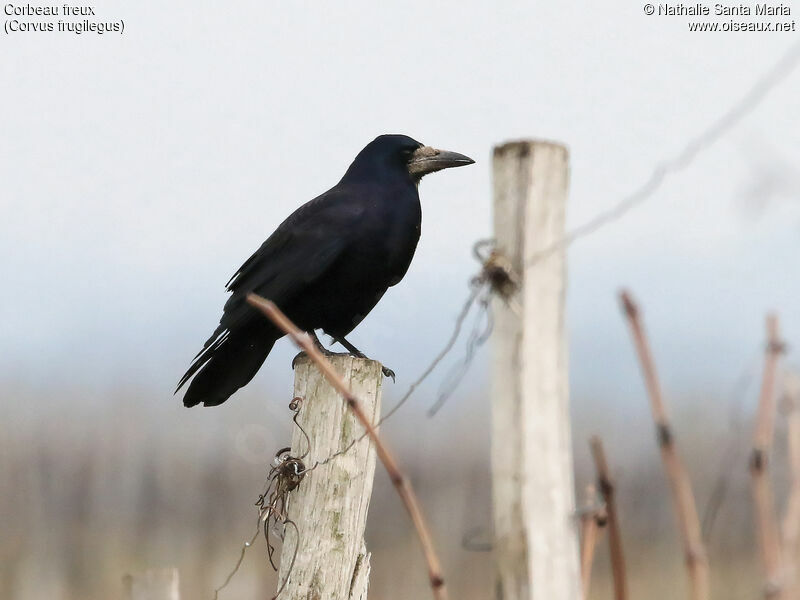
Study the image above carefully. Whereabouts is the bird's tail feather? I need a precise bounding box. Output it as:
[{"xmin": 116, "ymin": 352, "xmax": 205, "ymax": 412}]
[{"xmin": 178, "ymin": 330, "xmax": 276, "ymax": 407}]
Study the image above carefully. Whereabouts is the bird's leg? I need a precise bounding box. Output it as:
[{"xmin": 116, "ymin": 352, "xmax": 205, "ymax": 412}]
[
  {"xmin": 331, "ymin": 335, "xmax": 395, "ymax": 382},
  {"xmin": 292, "ymin": 330, "xmax": 350, "ymax": 369},
  {"xmin": 308, "ymin": 331, "xmax": 328, "ymax": 352}
]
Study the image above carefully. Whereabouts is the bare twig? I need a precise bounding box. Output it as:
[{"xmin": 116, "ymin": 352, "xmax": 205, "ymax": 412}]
[
  {"xmin": 619, "ymin": 290, "xmax": 709, "ymax": 600},
  {"xmin": 782, "ymin": 371, "xmax": 800, "ymax": 597},
  {"xmin": 753, "ymin": 316, "xmax": 784, "ymax": 454},
  {"xmin": 246, "ymin": 294, "xmax": 448, "ymax": 600},
  {"xmin": 750, "ymin": 314, "xmax": 786, "ymax": 599},
  {"xmin": 590, "ymin": 437, "xmax": 627, "ymax": 600},
  {"xmin": 579, "ymin": 483, "xmax": 606, "ymax": 599}
]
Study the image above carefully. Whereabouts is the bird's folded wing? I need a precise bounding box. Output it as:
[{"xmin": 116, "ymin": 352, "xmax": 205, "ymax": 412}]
[{"xmin": 201, "ymin": 191, "xmax": 365, "ymax": 350}]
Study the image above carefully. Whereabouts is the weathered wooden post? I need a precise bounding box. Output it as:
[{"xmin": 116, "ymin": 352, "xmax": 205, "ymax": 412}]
[
  {"xmin": 276, "ymin": 355, "xmax": 382, "ymax": 599},
  {"xmin": 491, "ymin": 140, "xmax": 581, "ymax": 600},
  {"xmin": 122, "ymin": 568, "xmax": 180, "ymax": 600}
]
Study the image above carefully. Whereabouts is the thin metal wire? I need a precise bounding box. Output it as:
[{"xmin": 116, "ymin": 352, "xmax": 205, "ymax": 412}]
[
  {"xmin": 212, "ymin": 520, "xmax": 263, "ymax": 600},
  {"xmin": 427, "ymin": 286, "xmax": 494, "ymax": 417},
  {"xmin": 525, "ymin": 41, "xmax": 800, "ymax": 267},
  {"xmin": 271, "ymin": 519, "xmax": 300, "ymax": 600},
  {"xmin": 298, "ymin": 277, "xmax": 488, "ymax": 473}
]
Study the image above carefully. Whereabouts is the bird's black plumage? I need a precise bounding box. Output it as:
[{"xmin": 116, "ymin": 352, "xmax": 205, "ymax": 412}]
[{"xmin": 178, "ymin": 134, "xmax": 473, "ymax": 407}]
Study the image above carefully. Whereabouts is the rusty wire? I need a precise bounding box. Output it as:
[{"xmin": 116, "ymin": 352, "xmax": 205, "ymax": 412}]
[{"xmin": 259, "ymin": 446, "xmax": 305, "ymax": 571}]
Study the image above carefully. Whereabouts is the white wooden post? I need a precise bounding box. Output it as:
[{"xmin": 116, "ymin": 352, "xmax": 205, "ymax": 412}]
[
  {"xmin": 491, "ymin": 140, "xmax": 581, "ymax": 600},
  {"xmin": 277, "ymin": 355, "xmax": 382, "ymax": 599},
  {"xmin": 123, "ymin": 568, "xmax": 180, "ymax": 600}
]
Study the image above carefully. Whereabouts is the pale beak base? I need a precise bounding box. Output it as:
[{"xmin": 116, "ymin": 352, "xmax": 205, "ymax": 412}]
[{"xmin": 408, "ymin": 146, "xmax": 475, "ymax": 177}]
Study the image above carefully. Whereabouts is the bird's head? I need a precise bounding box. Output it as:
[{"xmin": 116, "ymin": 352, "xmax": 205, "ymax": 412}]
[{"xmin": 343, "ymin": 134, "xmax": 474, "ymax": 183}]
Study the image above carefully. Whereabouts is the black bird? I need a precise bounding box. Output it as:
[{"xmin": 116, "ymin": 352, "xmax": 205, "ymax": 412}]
[{"xmin": 178, "ymin": 134, "xmax": 474, "ymax": 407}]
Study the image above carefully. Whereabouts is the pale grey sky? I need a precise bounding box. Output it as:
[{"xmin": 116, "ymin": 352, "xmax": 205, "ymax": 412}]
[{"xmin": 2, "ymin": 1, "xmax": 799, "ymax": 417}]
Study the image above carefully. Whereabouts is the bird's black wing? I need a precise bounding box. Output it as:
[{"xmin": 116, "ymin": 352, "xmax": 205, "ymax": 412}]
[
  {"xmin": 224, "ymin": 191, "xmax": 355, "ymax": 295},
  {"xmin": 222, "ymin": 189, "xmax": 366, "ymax": 319},
  {"xmin": 177, "ymin": 189, "xmax": 364, "ymax": 391}
]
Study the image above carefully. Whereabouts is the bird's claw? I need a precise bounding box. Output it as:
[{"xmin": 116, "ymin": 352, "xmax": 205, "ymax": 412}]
[
  {"xmin": 294, "ymin": 347, "xmax": 394, "ymax": 382},
  {"xmin": 382, "ymin": 366, "xmax": 396, "ymax": 382}
]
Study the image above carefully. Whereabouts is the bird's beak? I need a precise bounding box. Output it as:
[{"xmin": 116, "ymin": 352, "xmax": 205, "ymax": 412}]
[{"xmin": 408, "ymin": 146, "xmax": 475, "ymax": 177}]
